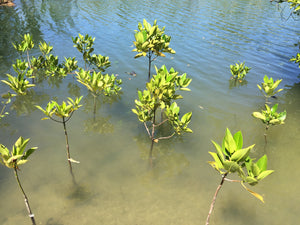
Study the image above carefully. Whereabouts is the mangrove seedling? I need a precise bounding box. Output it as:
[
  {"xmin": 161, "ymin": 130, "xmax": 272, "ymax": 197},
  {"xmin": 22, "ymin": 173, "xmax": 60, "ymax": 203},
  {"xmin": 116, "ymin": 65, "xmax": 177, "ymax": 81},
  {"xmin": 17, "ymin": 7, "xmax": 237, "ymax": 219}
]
[
  {"xmin": 36, "ymin": 96, "xmax": 83, "ymax": 184},
  {"xmin": 290, "ymin": 52, "xmax": 300, "ymax": 67},
  {"xmin": 76, "ymin": 68, "xmax": 122, "ymax": 117},
  {"xmin": 72, "ymin": 33, "xmax": 111, "ymax": 71},
  {"xmin": 206, "ymin": 128, "xmax": 274, "ymax": 225},
  {"xmin": 0, "ymin": 137, "xmax": 38, "ymax": 225},
  {"xmin": 13, "ymin": 33, "xmax": 34, "ymax": 68},
  {"xmin": 1, "ymin": 65, "xmax": 35, "ymax": 95},
  {"xmin": 132, "ymin": 19, "xmax": 175, "ymax": 81},
  {"xmin": 132, "ymin": 65, "xmax": 192, "ymax": 165},
  {"xmin": 230, "ymin": 61, "xmax": 251, "ymax": 82},
  {"xmin": 252, "ymin": 103, "xmax": 286, "ymax": 143},
  {"xmin": 257, "ymin": 75, "xmax": 283, "ymax": 103}
]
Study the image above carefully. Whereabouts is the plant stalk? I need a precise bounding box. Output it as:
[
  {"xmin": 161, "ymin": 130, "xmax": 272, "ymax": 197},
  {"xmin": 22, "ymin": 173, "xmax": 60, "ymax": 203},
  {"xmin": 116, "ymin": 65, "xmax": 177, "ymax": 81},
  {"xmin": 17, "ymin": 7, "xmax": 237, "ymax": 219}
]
[
  {"xmin": 206, "ymin": 173, "xmax": 228, "ymax": 225},
  {"xmin": 14, "ymin": 167, "xmax": 36, "ymax": 225},
  {"xmin": 62, "ymin": 116, "xmax": 77, "ymax": 185},
  {"xmin": 148, "ymin": 50, "xmax": 151, "ymax": 81},
  {"xmin": 149, "ymin": 111, "xmax": 156, "ymax": 167}
]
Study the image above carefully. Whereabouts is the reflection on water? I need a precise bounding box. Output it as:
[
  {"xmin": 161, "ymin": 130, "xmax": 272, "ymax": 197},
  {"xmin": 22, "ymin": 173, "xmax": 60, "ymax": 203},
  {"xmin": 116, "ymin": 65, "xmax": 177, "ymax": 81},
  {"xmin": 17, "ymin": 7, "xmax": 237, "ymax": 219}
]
[{"xmin": 1, "ymin": 0, "xmax": 300, "ymax": 224}]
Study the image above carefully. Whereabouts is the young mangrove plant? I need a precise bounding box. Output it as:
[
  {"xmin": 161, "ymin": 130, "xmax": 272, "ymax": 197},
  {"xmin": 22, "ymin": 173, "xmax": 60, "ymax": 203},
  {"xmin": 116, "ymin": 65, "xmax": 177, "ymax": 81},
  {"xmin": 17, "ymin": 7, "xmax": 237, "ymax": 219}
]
[
  {"xmin": 13, "ymin": 33, "xmax": 34, "ymax": 69},
  {"xmin": 257, "ymin": 75, "xmax": 283, "ymax": 103},
  {"xmin": 1, "ymin": 62, "xmax": 35, "ymax": 95},
  {"xmin": 0, "ymin": 137, "xmax": 38, "ymax": 225},
  {"xmin": 290, "ymin": 52, "xmax": 300, "ymax": 67},
  {"xmin": 132, "ymin": 65, "xmax": 192, "ymax": 166},
  {"xmin": 230, "ymin": 61, "xmax": 250, "ymax": 83},
  {"xmin": 76, "ymin": 68, "xmax": 122, "ymax": 117},
  {"xmin": 132, "ymin": 19, "xmax": 175, "ymax": 81},
  {"xmin": 36, "ymin": 96, "xmax": 83, "ymax": 184},
  {"xmin": 252, "ymin": 103, "xmax": 286, "ymax": 143},
  {"xmin": 206, "ymin": 128, "xmax": 274, "ymax": 225},
  {"xmin": 72, "ymin": 33, "xmax": 110, "ymax": 72}
]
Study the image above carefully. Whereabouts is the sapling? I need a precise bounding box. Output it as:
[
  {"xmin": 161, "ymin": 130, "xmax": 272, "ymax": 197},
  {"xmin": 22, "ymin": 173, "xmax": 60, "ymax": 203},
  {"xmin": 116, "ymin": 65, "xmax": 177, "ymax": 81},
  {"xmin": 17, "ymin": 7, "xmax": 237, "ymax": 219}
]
[
  {"xmin": 206, "ymin": 128, "xmax": 274, "ymax": 225},
  {"xmin": 1, "ymin": 59, "xmax": 35, "ymax": 95},
  {"xmin": 36, "ymin": 96, "xmax": 83, "ymax": 184},
  {"xmin": 132, "ymin": 65, "xmax": 192, "ymax": 166},
  {"xmin": 132, "ymin": 19, "xmax": 175, "ymax": 81},
  {"xmin": 229, "ymin": 61, "xmax": 250, "ymax": 86},
  {"xmin": 76, "ymin": 68, "xmax": 122, "ymax": 118},
  {"xmin": 0, "ymin": 137, "xmax": 38, "ymax": 225},
  {"xmin": 257, "ymin": 75, "xmax": 283, "ymax": 103},
  {"xmin": 72, "ymin": 33, "xmax": 110, "ymax": 72},
  {"xmin": 252, "ymin": 103, "xmax": 286, "ymax": 143}
]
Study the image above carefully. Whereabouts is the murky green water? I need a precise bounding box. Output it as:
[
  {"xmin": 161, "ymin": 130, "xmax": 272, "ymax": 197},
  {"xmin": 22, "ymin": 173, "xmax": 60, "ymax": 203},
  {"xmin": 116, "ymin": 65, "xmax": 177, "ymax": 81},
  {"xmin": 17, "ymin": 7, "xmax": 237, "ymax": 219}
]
[{"xmin": 1, "ymin": 0, "xmax": 300, "ymax": 224}]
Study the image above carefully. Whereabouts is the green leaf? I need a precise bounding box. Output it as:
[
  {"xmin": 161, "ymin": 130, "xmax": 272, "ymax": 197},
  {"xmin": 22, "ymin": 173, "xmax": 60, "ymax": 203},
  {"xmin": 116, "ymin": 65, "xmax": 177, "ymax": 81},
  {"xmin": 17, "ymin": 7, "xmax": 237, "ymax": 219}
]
[
  {"xmin": 211, "ymin": 140, "xmax": 224, "ymax": 163},
  {"xmin": 241, "ymin": 182, "xmax": 264, "ymax": 203},
  {"xmin": 223, "ymin": 161, "xmax": 240, "ymax": 173},
  {"xmin": 233, "ymin": 131, "xmax": 243, "ymax": 150},
  {"xmin": 223, "ymin": 128, "xmax": 237, "ymax": 154},
  {"xmin": 209, "ymin": 152, "xmax": 224, "ymax": 170},
  {"xmin": 230, "ymin": 145, "xmax": 253, "ymax": 163},
  {"xmin": 257, "ymin": 170, "xmax": 274, "ymax": 181},
  {"xmin": 256, "ymin": 154, "xmax": 268, "ymax": 172}
]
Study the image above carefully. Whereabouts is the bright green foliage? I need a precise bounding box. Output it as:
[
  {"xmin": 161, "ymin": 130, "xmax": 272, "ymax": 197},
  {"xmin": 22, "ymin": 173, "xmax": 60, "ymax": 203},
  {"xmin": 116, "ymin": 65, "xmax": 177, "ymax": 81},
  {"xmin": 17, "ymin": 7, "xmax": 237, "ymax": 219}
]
[
  {"xmin": 12, "ymin": 34, "xmax": 34, "ymax": 53},
  {"xmin": 0, "ymin": 92, "xmax": 16, "ymax": 120},
  {"xmin": 230, "ymin": 61, "xmax": 251, "ymax": 81},
  {"xmin": 208, "ymin": 128, "xmax": 274, "ymax": 202},
  {"xmin": 72, "ymin": 33, "xmax": 111, "ymax": 71},
  {"xmin": 287, "ymin": 0, "xmax": 300, "ymax": 12},
  {"xmin": 76, "ymin": 68, "xmax": 122, "ymax": 97},
  {"xmin": 36, "ymin": 96, "xmax": 83, "ymax": 120},
  {"xmin": 1, "ymin": 72, "xmax": 35, "ymax": 95},
  {"xmin": 132, "ymin": 65, "xmax": 192, "ymax": 137},
  {"xmin": 133, "ymin": 19, "xmax": 175, "ymax": 80},
  {"xmin": 257, "ymin": 75, "xmax": 283, "ymax": 100},
  {"xmin": 252, "ymin": 104, "xmax": 286, "ymax": 127},
  {"xmin": 133, "ymin": 19, "xmax": 175, "ymax": 59},
  {"xmin": 0, "ymin": 137, "xmax": 37, "ymax": 169}
]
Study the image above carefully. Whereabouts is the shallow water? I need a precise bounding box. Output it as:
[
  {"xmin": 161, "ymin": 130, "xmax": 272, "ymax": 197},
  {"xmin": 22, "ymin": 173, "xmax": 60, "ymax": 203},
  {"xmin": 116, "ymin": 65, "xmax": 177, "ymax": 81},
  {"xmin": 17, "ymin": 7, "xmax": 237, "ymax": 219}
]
[{"xmin": 0, "ymin": 0, "xmax": 300, "ymax": 224}]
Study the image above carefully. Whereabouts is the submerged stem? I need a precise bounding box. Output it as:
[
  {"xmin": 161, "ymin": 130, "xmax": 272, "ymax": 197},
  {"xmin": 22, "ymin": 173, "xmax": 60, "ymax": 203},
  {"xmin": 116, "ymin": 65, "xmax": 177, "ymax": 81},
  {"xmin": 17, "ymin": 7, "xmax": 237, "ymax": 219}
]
[
  {"xmin": 14, "ymin": 166, "xmax": 36, "ymax": 225},
  {"xmin": 206, "ymin": 173, "xmax": 228, "ymax": 225},
  {"xmin": 62, "ymin": 116, "xmax": 77, "ymax": 185}
]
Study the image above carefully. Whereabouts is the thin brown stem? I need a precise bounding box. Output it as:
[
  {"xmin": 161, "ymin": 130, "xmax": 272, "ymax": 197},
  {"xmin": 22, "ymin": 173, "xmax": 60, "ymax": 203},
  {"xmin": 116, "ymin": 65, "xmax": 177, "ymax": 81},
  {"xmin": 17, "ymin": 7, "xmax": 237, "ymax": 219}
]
[
  {"xmin": 206, "ymin": 173, "xmax": 228, "ymax": 225},
  {"xmin": 148, "ymin": 50, "xmax": 152, "ymax": 81},
  {"xmin": 14, "ymin": 166, "xmax": 36, "ymax": 225},
  {"xmin": 154, "ymin": 118, "xmax": 169, "ymax": 127},
  {"xmin": 62, "ymin": 116, "xmax": 77, "ymax": 185},
  {"xmin": 157, "ymin": 132, "xmax": 175, "ymax": 140}
]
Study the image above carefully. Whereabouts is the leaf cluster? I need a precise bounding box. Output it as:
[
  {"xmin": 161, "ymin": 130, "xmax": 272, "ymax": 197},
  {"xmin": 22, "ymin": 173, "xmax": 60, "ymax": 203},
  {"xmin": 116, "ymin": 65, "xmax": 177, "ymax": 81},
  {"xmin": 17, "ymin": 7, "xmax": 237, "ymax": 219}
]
[
  {"xmin": 290, "ymin": 52, "xmax": 300, "ymax": 67},
  {"xmin": 12, "ymin": 33, "xmax": 34, "ymax": 53},
  {"xmin": 230, "ymin": 61, "xmax": 251, "ymax": 81},
  {"xmin": 1, "ymin": 71, "xmax": 35, "ymax": 96},
  {"xmin": 76, "ymin": 68, "xmax": 122, "ymax": 97},
  {"xmin": 36, "ymin": 96, "xmax": 83, "ymax": 120},
  {"xmin": 252, "ymin": 104, "xmax": 286, "ymax": 126},
  {"xmin": 132, "ymin": 65, "xmax": 192, "ymax": 135},
  {"xmin": 208, "ymin": 128, "xmax": 274, "ymax": 202},
  {"xmin": 72, "ymin": 33, "xmax": 111, "ymax": 71},
  {"xmin": 0, "ymin": 137, "xmax": 37, "ymax": 169},
  {"xmin": 132, "ymin": 19, "xmax": 175, "ymax": 59},
  {"xmin": 257, "ymin": 75, "xmax": 283, "ymax": 98}
]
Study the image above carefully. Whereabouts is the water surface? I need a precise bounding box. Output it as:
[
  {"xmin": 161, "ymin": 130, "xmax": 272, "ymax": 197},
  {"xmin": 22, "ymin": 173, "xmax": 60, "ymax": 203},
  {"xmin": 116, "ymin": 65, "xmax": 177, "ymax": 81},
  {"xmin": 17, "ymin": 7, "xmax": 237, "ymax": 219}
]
[{"xmin": 0, "ymin": 0, "xmax": 300, "ymax": 224}]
